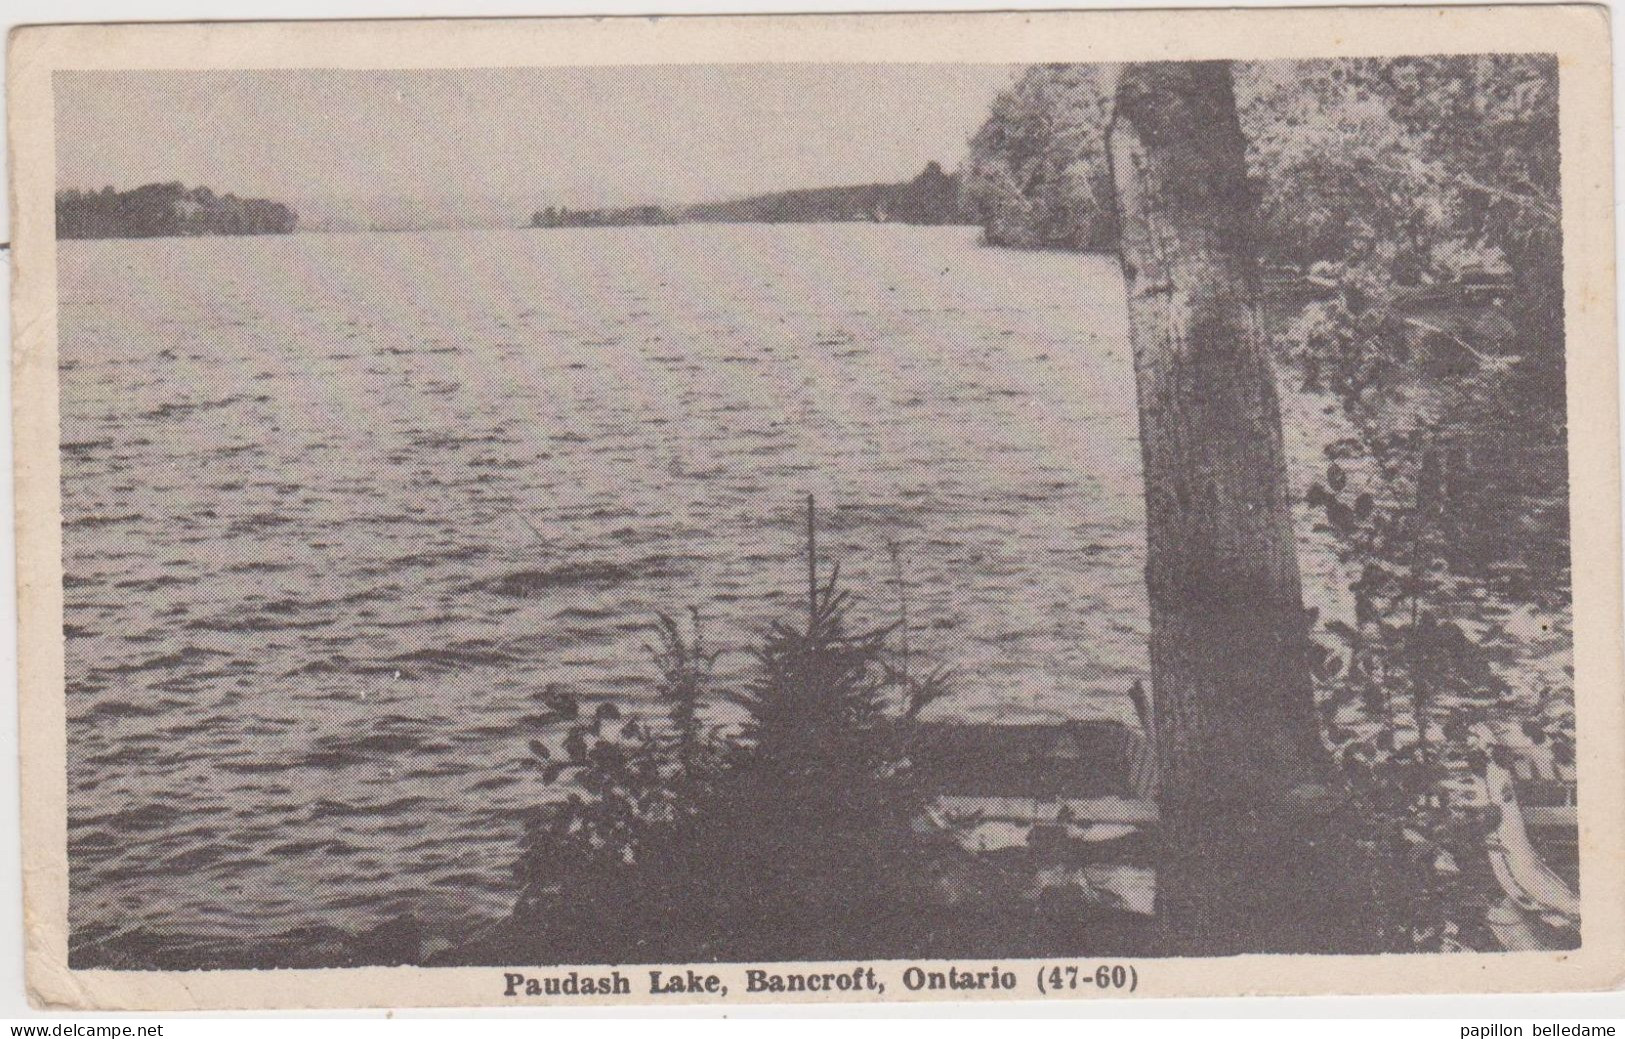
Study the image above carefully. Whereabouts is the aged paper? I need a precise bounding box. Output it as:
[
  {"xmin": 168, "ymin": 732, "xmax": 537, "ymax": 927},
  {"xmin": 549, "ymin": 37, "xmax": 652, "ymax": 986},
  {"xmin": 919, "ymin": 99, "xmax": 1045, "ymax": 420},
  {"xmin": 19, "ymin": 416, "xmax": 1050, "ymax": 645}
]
[{"xmin": 8, "ymin": 6, "xmax": 1621, "ymax": 1010}]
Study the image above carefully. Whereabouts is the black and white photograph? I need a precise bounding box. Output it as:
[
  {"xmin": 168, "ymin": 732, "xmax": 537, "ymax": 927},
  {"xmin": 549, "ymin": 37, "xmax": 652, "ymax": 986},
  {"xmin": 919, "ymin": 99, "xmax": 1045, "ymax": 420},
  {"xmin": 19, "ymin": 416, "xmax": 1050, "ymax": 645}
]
[{"xmin": 9, "ymin": 7, "xmax": 1621, "ymax": 1010}]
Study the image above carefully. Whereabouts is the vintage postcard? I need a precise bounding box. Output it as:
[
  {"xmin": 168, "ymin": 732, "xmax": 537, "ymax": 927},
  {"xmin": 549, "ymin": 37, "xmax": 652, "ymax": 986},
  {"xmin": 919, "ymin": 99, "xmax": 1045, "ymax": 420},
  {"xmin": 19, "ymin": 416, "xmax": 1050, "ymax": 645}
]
[{"xmin": 8, "ymin": 6, "xmax": 1621, "ymax": 1010}]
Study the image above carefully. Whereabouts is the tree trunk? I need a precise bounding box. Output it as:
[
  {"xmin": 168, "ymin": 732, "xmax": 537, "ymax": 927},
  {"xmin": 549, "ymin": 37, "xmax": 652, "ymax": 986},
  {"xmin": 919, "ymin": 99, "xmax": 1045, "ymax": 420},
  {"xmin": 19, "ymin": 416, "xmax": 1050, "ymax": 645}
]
[{"xmin": 1107, "ymin": 61, "xmax": 1366, "ymax": 954}]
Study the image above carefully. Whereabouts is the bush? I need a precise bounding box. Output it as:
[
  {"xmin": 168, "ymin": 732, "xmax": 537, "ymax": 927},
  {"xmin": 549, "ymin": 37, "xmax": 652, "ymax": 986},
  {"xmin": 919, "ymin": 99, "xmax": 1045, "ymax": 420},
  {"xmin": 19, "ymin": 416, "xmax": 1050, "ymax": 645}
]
[
  {"xmin": 481, "ymin": 502, "xmax": 1162, "ymax": 965},
  {"xmin": 507, "ymin": 507, "xmax": 958, "ymax": 962},
  {"xmin": 1297, "ymin": 274, "xmax": 1574, "ymax": 951}
]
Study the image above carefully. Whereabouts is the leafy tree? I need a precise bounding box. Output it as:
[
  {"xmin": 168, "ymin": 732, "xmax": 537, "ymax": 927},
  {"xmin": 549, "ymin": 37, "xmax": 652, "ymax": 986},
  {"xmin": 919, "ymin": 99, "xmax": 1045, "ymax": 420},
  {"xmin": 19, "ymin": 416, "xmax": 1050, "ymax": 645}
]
[{"xmin": 961, "ymin": 64, "xmax": 1120, "ymax": 250}]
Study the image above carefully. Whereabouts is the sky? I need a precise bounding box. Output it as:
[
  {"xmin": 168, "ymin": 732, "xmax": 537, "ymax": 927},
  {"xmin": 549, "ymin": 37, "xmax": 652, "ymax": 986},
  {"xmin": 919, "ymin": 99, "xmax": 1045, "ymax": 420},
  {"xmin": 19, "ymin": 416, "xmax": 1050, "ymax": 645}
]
[{"xmin": 55, "ymin": 64, "xmax": 1016, "ymax": 226}]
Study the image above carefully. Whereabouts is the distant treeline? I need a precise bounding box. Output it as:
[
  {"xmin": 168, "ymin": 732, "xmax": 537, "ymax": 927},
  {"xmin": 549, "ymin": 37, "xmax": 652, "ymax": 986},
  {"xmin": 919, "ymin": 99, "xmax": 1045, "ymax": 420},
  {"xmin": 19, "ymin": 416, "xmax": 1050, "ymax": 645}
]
[
  {"xmin": 530, "ymin": 162, "xmax": 964, "ymax": 230},
  {"xmin": 57, "ymin": 183, "xmax": 297, "ymax": 239},
  {"xmin": 529, "ymin": 204, "xmax": 676, "ymax": 229}
]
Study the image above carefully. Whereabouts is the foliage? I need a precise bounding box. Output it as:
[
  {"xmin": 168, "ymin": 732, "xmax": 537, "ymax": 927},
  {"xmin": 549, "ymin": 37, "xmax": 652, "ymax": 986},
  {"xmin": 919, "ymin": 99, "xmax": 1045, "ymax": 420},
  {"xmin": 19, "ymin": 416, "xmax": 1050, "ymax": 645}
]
[
  {"xmin": 1306, "ymin": 415, "xmax": 1576, "ymax": 950},
  {"xmin": 958, "ymin": 53, "xmax": 1573, "ymax": 949},
  {"xmin": 959, "ymin": 64, "xmax": 1120, "ymax": 251},
  {"xmin": 57, "ymin": 182, "xmax": 297, "ymax": 239},
  {"xmin": 1375, "ymin": 56, "xmax": 1560, "ymax": 283},
  {"xmin": 1306, "ymin": 430, "xmax": 1492, "ymax": 949},
  {"xmin": 1284, "ymin": 55, "xmax": 1573, "ymax": 938},
  {"xmin": 1280, "ymin": 61, "xmax": 1571, "ymax": 952},
  {"xmin": 963, "ymin": 56, "xmax": 1558, "ymax": 298},
  {"xmin": 1267, "ymin": 52, "xmax": 1568, "ymax": 581},
  {"xmin": 1241, "ymin": 61, "xmax": 1451, "ymax": 277},
  {"xmin": 508, "ymin": 525, "xmax": 966, "ymax": 962}
]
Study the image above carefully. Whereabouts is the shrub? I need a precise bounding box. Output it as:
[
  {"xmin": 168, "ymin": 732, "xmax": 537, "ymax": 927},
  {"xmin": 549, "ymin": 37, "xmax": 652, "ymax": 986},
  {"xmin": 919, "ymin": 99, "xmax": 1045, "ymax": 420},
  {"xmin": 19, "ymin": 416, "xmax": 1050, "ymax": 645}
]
[
  {"xmin": 1297, "ymin": 271, "xmax": 1575, "ymax": 951},
  {"xmin": 509, "ymin": 504, "xmax": 957, "ymax": 961}
]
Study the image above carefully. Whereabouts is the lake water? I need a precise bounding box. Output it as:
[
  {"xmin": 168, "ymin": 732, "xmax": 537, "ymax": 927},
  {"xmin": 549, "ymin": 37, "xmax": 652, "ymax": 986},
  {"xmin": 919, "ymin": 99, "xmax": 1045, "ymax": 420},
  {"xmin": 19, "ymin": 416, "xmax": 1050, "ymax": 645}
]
[{"xmin": 58, "ymin": 223, "xmax": 1354, "ymax": 951}]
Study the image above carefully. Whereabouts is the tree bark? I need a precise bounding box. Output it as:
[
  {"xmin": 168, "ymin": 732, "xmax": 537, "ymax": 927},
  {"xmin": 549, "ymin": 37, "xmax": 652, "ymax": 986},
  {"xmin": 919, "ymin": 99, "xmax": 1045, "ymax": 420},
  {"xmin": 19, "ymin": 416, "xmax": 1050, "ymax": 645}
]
[{"xmin": 1107, "ymin": 61, "xmax": 1365, "ymax": 954}]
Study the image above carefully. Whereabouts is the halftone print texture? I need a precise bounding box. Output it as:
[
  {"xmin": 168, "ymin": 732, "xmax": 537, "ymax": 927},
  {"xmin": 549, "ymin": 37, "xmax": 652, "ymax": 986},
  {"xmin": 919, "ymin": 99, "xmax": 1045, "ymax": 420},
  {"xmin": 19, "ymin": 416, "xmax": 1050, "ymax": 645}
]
[{"xmin": 54, "ymin": 56, "xmax": 1574, "ymax": 970}]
